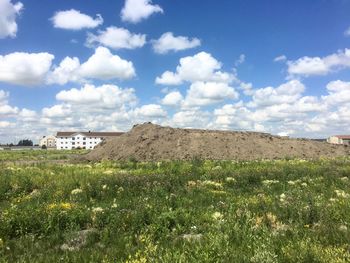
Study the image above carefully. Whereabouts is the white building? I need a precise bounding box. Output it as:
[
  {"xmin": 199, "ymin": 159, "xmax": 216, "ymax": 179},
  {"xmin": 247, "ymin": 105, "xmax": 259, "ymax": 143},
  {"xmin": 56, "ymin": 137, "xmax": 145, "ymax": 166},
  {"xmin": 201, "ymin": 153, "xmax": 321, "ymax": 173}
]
[
  {"xmin": 327, "ymin": 135, "xmax": 350, "ymax": 145},
  {"xmin": 56, "ymin": 131, "xmax": 123, "ymax": 150},
  {"xmin": 39, "ymin": 135, "xmax": 57, "ymax": 149}
]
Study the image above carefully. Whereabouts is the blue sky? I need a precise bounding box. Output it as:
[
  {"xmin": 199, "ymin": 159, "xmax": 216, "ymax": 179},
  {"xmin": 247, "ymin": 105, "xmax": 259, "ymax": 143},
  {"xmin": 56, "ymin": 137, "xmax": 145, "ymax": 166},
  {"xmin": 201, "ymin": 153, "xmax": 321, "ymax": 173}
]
[{"xmin": 0, "ymin": 0, "xmax": 350, "ymax": 143}]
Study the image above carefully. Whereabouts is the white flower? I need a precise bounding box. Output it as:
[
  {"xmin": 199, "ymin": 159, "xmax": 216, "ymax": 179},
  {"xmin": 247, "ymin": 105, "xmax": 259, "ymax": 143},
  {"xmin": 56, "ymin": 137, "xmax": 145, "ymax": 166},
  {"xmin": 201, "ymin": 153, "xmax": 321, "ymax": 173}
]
[
  {"xmin": 288, "ymin": 181, "xmax": 296, "ymax": 185},
  {"xmin": 339, "ymin": 225, "xmax": 348, "ymax": 232},
  {"xmin": 262, "ymin": 180, "xmax": 279, "ymax": 186},
  {"xmin": 92, "ymin": 207, "xmax": 104, "ymax": 213},
  {"xmin": 279, "ymin": 193, "xmax": 286, "ymax": 202},
  {"xmin": 102, "ymin": 184, "xmax": 108, "ymax": 190},
  {"xmin": 301, "ymin": 182, "xmax": 308, "ymax": 187},
  {"xmin": 71, "ymin": 188, "xmax": 83, "ymax": 195},
  {"xmin": 335, "ymin": 190, "xmax": 349, "ymax": 198},
  {"xmin": 212, "ymin": 212, "xmax": 223, "ymax": 220},
  {"xmin": 225, "ymin": 177, "xmax": 236, "ymax": 183}
]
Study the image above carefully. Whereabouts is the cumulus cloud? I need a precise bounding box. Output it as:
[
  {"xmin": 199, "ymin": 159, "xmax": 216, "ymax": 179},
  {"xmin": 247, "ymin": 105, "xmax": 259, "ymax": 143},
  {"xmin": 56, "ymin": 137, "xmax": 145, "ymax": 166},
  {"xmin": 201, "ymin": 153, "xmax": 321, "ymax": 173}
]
[
  {"xmin": 323, "ymin": 80, "xmax": 350, "ymax": 106},
  {"xmin": 47, "ymin": 47, "xmax": 135, "ymax": 85},
  {"xmin": 287, "ymin": 48, "xmax": 350, "ymax": 77},
  {"xmin": 184, "ymin": 81, "xmax": 239, "ymax": 107},
  {"xmin": 0, "ymin": 0, "xmax": 23, "ymax": 38},
  {"xmin": 248, "ymin": 80, "xmax": 305, "ymax": 107},
  {"xmin": 121, "ymin": 0, "xmax": 163, "ymax": 23},
  {"xmin": 0, "ymin": 51, "xmax": 54, "ymax": 86},
  {"xmin": 51, "ymin": 9, "xmax": 103, "ymax": 30},
  {"xmin": 0, "ymin": 89, "xmax": 18, "ymax": 116},
  {"xmin": 274, "ymin": 55, "xmax": 287, "ymax": 62},
  {"xmin": 86, "ymin": 26, "xmax": 146, "ymax": 50},
  {"xmin": 133, "ymin": 104, "xmax": 167, "ymax": 118},
  {"xmin": 152, "ymin": 32, "xmax": 201, "ymax": 54},
  {"xmin": 161, "ymin": 91, "xmax": 184, "ymax": 106},
  {"xmin": 42, "ymin": 104, "xmax": 72, "ymax": 118},
  {"xmin": 56, "ymin": 84, "xmax": 137, "ymax": 109},
  {"xmin": 156, "ymin": 52, "xmax": 235, "ymax": 85},
  {"xmin": 79, "ymin": 47, "xmax": 135, "ymax": 80}
]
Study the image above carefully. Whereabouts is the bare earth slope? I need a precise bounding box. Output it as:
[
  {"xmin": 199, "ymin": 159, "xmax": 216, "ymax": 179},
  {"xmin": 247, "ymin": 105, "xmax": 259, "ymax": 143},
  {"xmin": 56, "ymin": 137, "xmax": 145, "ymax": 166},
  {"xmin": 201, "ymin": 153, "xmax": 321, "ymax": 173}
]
[{"xmin": 85, "ymin": 123, "xmax": 350, "ymax": 161}]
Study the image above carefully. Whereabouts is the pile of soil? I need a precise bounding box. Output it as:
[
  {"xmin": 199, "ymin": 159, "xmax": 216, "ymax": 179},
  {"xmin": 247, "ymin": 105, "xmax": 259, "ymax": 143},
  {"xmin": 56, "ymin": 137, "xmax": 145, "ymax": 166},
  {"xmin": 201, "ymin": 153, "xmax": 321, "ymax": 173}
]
[{"xmin": 85, "ymin": 123, "xmax": 350, "ymax": 161}]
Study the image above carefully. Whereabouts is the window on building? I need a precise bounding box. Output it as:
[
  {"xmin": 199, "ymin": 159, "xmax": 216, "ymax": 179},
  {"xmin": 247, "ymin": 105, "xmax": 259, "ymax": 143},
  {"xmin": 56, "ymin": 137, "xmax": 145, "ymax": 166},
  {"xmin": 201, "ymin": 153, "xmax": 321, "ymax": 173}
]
[
  {"xmin": 83, "ymin": 137, "xmax": 86, "ymax": 140},
  {"xmin": 72, "ymin": 137, "xmax": 75, "ymax": 140},
  {"xmin": 83, "ymin": 142, "xmax": 86, "ymax": 145},
  {"xmin": 72, "ymin": 142, "xmax": 75, "ymax": 145}
]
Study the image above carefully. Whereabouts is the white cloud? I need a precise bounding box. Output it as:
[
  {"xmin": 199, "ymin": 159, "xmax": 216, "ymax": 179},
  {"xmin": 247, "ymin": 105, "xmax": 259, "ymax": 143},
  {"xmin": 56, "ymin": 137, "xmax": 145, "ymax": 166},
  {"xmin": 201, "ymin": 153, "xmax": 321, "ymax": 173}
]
[
  {"xmin": 287, "ymin": 48, "xmax": 350, "ymax": 77},
  {"xmin": 152, "ymin": 32, "xmax": 201, "ymax": 54},
  {"xmin": 0, "ymin": 51, "xmax": 54, "ymax": 86},
  {"xmin": 248, "ymin": 80, "xmax": 305, "ymax": 107},
  {"xmin": 235, "ymin": 54, "xmax": 245, "ymax": 66},
  {"xmin": 47, "ymin": 57, "xmax": 81, "ymax": 85},
  {"xmin": 86, "ymin": 26, "xmax": 146, "ymax": 50},
  {"xmin": 0, "ymin": 0, "xmax": 23, "ymax": 38},
  {"xmin": 121, "ymin": 0, "xmax": 163, "ymax": 23},
  {"xmin": 161, "ymin": 91, "xmax": 184, "ymax": 106},
  {"xmin": 56, "ymin": 84, "xmax": 137, "ymax": 109},
  {"xmin": 156, "ymin": 52, "xmax": 235, "ymax": 85},
  {"xmin": 155, "ymin": 71, "xmax": 183, "ymax": 85},
  {"xmin": 168, "ymin": 109, "xmax": 211, "ymax": 128},
  {"xmin": 79, "ymin": 47, "xmax": 135, "ymax": 80},
  {"xmin": 48, "ymin": 47, "xmax": 135, "ymax": 85},
  {"xmin": 133, "ymin": 104, "xmax": 167, "ymax": 118},
  {"xmin": 42, "ymin": 104, "xmax": 72, "ymax": 118},
  {"xmin": 323, "ymin": 80, "xmax": 350, "ymax": 105},
  {"xmin": 184, "ymin": 81, "xmax": 239, "ymax": 107},
  {"xmin": 274, "ymin": 55, "xmax": 287, "ymax": 62},
  {"xmin": 0, "ymin": 121, "xmax": 14, "ymax": 128},
  {"xmin": 51, "ymin": 9, "xmax": 103, "ymax": 30}
]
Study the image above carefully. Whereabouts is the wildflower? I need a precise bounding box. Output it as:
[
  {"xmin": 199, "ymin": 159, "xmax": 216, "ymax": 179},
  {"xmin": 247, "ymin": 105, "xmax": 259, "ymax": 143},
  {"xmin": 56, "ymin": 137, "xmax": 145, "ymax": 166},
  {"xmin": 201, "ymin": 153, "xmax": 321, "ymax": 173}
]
[
  {"xmin": 202, "ymin": 180, "xmax": 223, "ymax": 189},
  {"xmin": 341, "ymin": 177, "xmax": 349, "ymax": 181},
  {"xmin": 262, "ymin": 179, "xmax": 279, "ymax": 186},
  {"xmin": 339, "ymin": 225, "xmax": 348, "ymax": 232},
  {"xmin": 103, "ymin": 170, "xmax": 114, "ymax": 175},
  {"xmin": 279, "ymin": 193, "xmax": 287, "ymax": 203},
  {"xmin": 335, "ymin": 190, "xmax": 349, "ymax": 198},
  {"xmin": 301, "ymin": 182, "xmax": 308, "ymax": 187},
  {"xmin": 0, "ymin": 238, "xmax": 3, "ymax": 248},
  {"xmin": 102, "ymin": 184, "xmax": 108, "ymax": 190},
  {"xmin": 92, "ymin": 207, "xmax": 104, "ymax": 213},
  {"xmin": 329, "ymin": 198, "xmax": 337, "ymax": 202},
  {"xmin": 288, "ymin": 181, "xmax": 296, "ymax": 185},
  {"xmin": 71, "ymin": 188, "xmax": 83, "ymax": 195},
  {"xmin": 212, "ymin": 211, "xmax": 223, "ymax": 220},
  {"xmin": 225, "ymin": 177, "xmax": 236, "ymax": 183}
]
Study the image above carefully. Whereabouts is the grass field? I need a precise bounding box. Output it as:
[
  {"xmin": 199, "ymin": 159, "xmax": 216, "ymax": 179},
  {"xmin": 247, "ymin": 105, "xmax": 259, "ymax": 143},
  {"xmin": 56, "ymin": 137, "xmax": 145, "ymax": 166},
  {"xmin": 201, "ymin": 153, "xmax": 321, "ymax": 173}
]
[{"xmin": 1, "ymin": 150, "xmax": 350, "ymax": 262}]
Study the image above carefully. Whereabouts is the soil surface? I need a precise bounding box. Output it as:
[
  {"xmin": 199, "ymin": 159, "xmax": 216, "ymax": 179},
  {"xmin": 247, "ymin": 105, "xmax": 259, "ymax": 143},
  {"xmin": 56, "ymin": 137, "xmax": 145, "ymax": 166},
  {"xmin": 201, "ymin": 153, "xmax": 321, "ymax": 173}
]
[{"xmin": 85, "ymin": 123, "xmax": 350, "ymax": 161}]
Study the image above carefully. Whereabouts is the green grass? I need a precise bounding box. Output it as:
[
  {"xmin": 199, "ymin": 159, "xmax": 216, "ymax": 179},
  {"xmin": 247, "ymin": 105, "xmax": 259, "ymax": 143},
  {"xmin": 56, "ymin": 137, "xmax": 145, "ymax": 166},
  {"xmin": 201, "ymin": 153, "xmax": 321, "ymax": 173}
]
[
  {"xmin": 0, "ymin": 154, "xmax": 350, "ymax": 262},
  {"xmin": 0, "ymin": 149, "xmax": 88, "ymax": 162}
]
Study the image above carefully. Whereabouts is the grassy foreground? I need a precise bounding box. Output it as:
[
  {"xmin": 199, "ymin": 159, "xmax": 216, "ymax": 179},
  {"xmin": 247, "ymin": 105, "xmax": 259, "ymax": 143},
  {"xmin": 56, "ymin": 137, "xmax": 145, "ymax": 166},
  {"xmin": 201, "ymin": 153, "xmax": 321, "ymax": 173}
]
[{"xmin": 1, "ymin": 151, "xmax": 350, "ymax": 262}]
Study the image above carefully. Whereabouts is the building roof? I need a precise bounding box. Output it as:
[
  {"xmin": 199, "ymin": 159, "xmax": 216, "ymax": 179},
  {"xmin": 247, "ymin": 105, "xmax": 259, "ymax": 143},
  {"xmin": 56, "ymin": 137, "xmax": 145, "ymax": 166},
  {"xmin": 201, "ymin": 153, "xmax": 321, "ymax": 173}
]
[
  {"xmin": 56, "ymin": 131, "xmax": 124, "ymax": 137},
  {"xmin": 334, "ymin": 135, "xmax": 350, "ymax": 139}
]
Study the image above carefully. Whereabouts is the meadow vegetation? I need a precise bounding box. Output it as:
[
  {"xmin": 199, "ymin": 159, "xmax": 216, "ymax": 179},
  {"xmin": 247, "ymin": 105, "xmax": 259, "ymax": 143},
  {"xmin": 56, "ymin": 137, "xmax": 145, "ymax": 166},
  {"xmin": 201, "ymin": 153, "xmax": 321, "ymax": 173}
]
[{"xmin": 0, "ymin": 150, "xmax": 350, "ymax": 262}]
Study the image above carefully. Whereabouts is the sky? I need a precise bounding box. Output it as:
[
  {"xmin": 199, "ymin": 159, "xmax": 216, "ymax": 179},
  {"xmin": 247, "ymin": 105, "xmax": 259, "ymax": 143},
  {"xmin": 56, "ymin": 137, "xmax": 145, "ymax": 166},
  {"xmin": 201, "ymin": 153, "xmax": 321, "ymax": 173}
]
[{"xmin": 0, "ymin": 0, "xmax": 350, "ymax": 143}]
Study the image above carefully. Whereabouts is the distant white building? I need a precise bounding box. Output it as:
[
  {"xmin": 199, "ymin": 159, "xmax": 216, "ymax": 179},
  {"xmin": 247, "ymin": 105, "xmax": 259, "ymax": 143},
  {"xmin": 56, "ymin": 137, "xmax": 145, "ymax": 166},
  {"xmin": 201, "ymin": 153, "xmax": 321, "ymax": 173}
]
[
  {"xmin": 39, "ymin": 135, "xmax": 57, "ymax": 149},
  {"xmin": 56, "ymin": 131, "xmax": 124, "ymax": 150},
  {"xmin": 327, "ymin": 135, "xmax": 350, "ymax": 146}
]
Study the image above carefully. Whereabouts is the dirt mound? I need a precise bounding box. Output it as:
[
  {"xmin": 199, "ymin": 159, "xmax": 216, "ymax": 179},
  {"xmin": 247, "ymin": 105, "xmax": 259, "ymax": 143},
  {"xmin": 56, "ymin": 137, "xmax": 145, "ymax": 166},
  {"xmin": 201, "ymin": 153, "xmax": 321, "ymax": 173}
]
[{"xmin": 85, "ymin": 123, "xmax": 350, "ymax": 161}]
